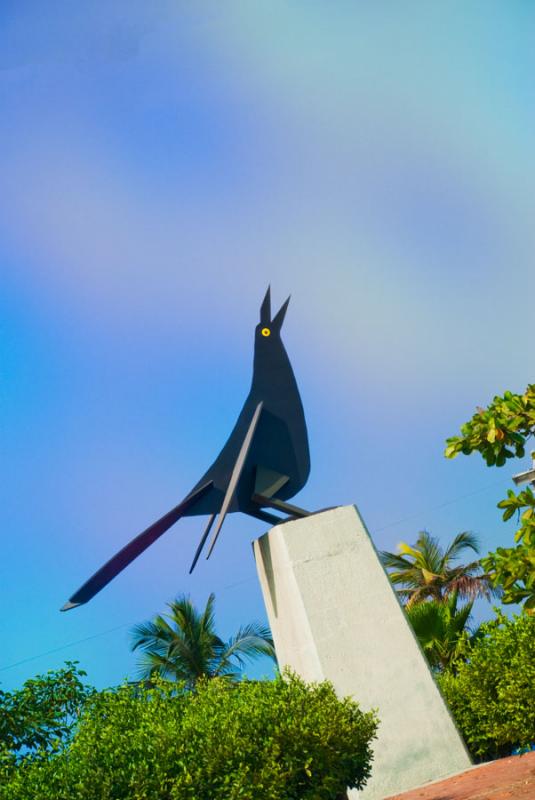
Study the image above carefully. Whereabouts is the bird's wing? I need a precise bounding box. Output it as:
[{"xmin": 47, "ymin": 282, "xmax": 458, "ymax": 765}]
[
  {"xmin": 204, "ymin": 401, "xmax": 263, "ymax": 560},
  {"xmin": 60, "ymin": 481, "xmax": 213, "ymax": 611}
]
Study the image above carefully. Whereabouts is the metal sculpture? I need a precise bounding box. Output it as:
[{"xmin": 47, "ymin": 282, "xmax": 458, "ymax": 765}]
[{"xmin": 61, "ymin": 288, "xmax": 310, "ymax": 610}]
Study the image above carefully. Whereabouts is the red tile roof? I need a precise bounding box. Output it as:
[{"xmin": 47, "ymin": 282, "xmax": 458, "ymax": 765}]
[{"xmin": 384, "ymin": 750, "xmax": 535, "ymax": 800}]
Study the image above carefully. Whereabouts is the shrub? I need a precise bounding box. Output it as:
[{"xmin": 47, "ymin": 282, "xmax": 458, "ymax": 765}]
[
  {"xmin": 438, "ymin": 610, "xmax": 535, "ymax": 759},
  {"xmin": 0, "ymin": 661, "xmax": 92, "ymax": 761},
  {"xmin": 1, "ymin": 672, "xmax": 378, "ymax": 800}
]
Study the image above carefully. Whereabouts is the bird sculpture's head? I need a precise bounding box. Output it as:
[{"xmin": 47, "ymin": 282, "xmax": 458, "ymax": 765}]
[
  {"xmin": 255, "ymin": 286, "xmax": 290, "ymax": 345},
  {"xmin": 252, "ymin": 287, "xmax": 292, "ymax": 391}
]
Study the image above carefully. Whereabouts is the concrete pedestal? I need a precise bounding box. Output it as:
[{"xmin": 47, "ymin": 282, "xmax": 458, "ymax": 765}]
[{"xmin": 253, "ymin": 505, "xmax": 471, "ymax": 800}]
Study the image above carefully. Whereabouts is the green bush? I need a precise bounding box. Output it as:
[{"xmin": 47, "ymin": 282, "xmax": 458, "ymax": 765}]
[
  {"xmin": 1, "ymin": 672, "xmax": 378, "ymax": 800},
  {"xmin": 0, "ymin": 661, "xmax": 92, "ymax": 761},
  {"xmin": 438, "ymin": 610, "xmax": 535, "ymax": 759}
]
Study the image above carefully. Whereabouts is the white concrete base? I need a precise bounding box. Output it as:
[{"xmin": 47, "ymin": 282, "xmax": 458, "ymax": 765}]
[{"xmin": 253, "ymin": 505, "xmax": 471, "ymax": 800}]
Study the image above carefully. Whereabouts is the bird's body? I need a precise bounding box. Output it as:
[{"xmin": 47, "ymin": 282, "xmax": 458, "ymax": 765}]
[
  {"xmin": 188, "ymin": 325, "xmax": 309, "ymax": 516},
  {"xmin": 61, "ymin": 289, "xmax": 310, "ymax": 610}
]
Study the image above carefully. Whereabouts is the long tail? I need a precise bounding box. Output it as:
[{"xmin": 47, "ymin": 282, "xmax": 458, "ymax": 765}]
[{"xmin": 60, "ymin": 481, "xmax": 213, "ymax": 611}]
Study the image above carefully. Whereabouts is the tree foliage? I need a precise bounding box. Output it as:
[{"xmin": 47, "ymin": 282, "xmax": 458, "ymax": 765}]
[
  {"xmin": 405, "ymin": 591, "xmax": 479, "ymax": 672},
  {"xmin": 130, "ymin": 593, "xmax": 276, "ymax": 686},
  {"xmin": 0, "ymin": 662, "xmax": 92, "ymax": 766},
  {"xmin": 438, "ymin": 610, "xmax": 535, "ymax": 760},
  {"xmin": 445, "ymin": 385, "xmax": 535, "ymax": 611},
  {"xmin": 1, "ymin": 673, "xmax": 378, "ymax": 800},
  {"xmin": 445, "ymin": 386, "xmax": 535, "ymax": 466},
  {"xmin": 484, "ymin": 486, "xmax": 535, "ymax": 611},
  {"xmin": 379, "ymin": 530, "xmax": 495, "ymax": 608}
]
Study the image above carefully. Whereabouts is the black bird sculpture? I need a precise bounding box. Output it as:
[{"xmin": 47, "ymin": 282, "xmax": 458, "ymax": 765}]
[{"xmin": 61, "ymin": 288, "xmax": 310, "ymax": 611}]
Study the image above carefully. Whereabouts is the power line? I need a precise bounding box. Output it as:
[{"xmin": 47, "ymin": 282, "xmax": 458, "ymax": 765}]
[
  {"xmin": 373, "ymin": 477, "xmax": 506, "ymax": 533},
  {"xmin": 0, "ymin": 622, "xmax": 132, "ymax": 673},
  {"xmin": 0, "ymin": 479, "xmax": 509, "ymax": 674},
  {"xmin": 0, "ymin": 577, "xmax": 255, "ymax": 674}
]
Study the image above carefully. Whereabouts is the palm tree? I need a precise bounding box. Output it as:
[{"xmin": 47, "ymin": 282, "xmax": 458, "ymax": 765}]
[
  {"xmin": 379, "ymin": 530, "xmax": 497, "ymax": 608},
  {"xmin": 406, "ymin": 591, "xmax": 481, "ymax": 672},
  {"xmin": 130, "ymin": 593, "xmax": 276, "ymax": 687}
]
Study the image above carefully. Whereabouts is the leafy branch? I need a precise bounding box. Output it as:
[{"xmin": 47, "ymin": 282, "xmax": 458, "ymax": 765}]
[
  {"xmin": 481, "ymin": 487, "xmax": 535, "ymax": 611},
  {"xmin": 445, "ymin": 385, "xmax": 535, "ymax": 467},
  {"xmin": 445, "ymin": 384, "xmax": 535, "ymax": 613}
]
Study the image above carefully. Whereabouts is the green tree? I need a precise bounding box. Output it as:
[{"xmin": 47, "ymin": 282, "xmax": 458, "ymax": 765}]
[
  {"xmin": 445, "ymin": 384, "xmax": 535, "ymax": 612},
  {"xmin": 438, "ymin": 610, "xmax": 535, "ymax": 760},
  {"xmin": 0, "ymin": 662, "xmax": 92, "ymax": 764},
  {"xmin": 379, "ymin": 530, "xmax": 495, "ymax": 608},
  {"xmin": 1, "ymin": 673, "xmax": 379, "ymax": 800},
  {"xmin": 405, "ymin": 591, "xmax": 479, "ymax": 672},
  {"xmin": 130, "ymin": 593, "xmax": 276, "ymax": 686}
]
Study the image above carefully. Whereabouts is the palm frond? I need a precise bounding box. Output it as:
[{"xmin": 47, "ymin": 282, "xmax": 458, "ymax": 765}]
[
  {"xmin": 130, "ymin": 594, "xmax": 274, "ymax": 686},
  {"xmin": 226, "ymin": 624, "xmax": 275, "ymax": 657},
  {"xmin": 384, "ymin": 570, "xmax": 422, "ymax": 589},
  {"xmin": 215, "ymin": 623, "xmax": 275, "ymax": 675},
  {"xmin": 442, "ymin": 531, "xmax": 480, "ymax": 565},
  {"xmin": 382, "ymin": 528, "xmax": 495, "ymax": 612},
  {"xmin": 405, "ymin": 585, "xmax": 435, "ymax": 609},
  {"xmin": 406, "ymin": 592, "xmax": 475, "ymax": 670},
  {"xmin": 414, "ymin": 531, "xmax": 443, "ymax": 572},
  {"xmin": 379, "ymin": 550, "xmax": 417, "ymax": 572},
  {"xmin": 130, "ymin": 616, "xmax": 174, "ymax": 652},
  {"xmin": 445, "ymin": 573, "xmax": 489, "ymax": 602},
  {"xmin": 200, "ymin": 592, "xmax": 217, "ymax": 633},
  {"xmin": 395, "ymin": 541, "xmax": 421, "ymax": 560}
]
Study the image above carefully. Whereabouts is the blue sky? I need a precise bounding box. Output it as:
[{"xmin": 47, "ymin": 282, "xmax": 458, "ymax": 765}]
[{"xmin": 2, "ymin": 2, "xmax": 534, "ymax": 691}]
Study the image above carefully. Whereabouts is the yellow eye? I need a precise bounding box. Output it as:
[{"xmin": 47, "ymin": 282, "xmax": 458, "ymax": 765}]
[{"xmin": 261, "ymin": 327, "xmax": 271, "ymax": 337}]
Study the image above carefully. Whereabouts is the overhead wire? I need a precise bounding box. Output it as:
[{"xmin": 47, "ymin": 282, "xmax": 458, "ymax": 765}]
[
  {"xmin": 0, "ymin": 477, "xmax": 510, "ymax": 674},
  {"xmin": 0, "ymin": 577, "xmax": 255, "ymax": 673},
  {"xmin": 373, "ymin": 476, "xmax": 507, "ymax": 533}
]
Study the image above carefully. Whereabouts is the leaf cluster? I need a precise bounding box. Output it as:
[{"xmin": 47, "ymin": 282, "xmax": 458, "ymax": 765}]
[
  {"xmin": 482, "ymin": 487, "xmax": 535, "ymax": 612},
  {"xmin": 438, "ymin": 611, "xmax": 535, "ymax": 760},
  {"xmin": 0, "ymin": 662, "xmax": 92, "ymax": 764},
  {"xmin": 1, "ymin": 672, "xmax": 378, "ymax": 800},
  {"xmin": 444, "ymin": 384, "xmax": 535, "ymax": 611},
  {"xmin": 481, "ymin": 498, "xmax": 535, "ymax": 612},
  {"xmin": 405, "ymin": 591, "xmax": 478, "ymax": 672},
  {"xmin": 444, "ymin": 385, "xmax": 535, "ymax": 467}
]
